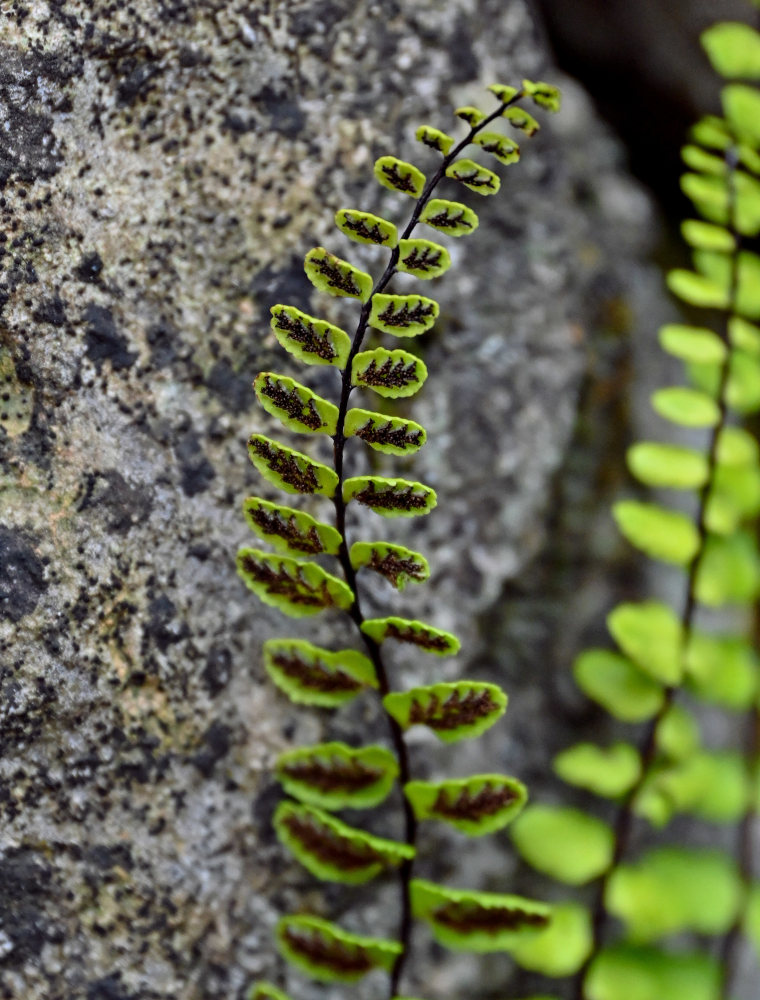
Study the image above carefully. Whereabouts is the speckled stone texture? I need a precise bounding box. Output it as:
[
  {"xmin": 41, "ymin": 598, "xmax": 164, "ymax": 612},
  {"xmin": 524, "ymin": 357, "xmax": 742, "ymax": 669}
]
[{"xmin": 0, "ymin": 2, "xmax": 658, "ymax": 999}]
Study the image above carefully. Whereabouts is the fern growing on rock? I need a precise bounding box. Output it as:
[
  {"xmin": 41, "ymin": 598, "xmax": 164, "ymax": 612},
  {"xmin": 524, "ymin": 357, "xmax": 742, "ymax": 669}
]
[
  {"xmin": 238, "ymin": 80, "xmax": 560, "ymax": 999},
  {"xmin": 510, "ymin": 12, "xmax": 760, "ymax": 1000}
]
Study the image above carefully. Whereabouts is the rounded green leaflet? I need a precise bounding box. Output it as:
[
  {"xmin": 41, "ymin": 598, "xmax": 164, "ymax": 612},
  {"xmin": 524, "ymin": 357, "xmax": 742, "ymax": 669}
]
[
  {"xmin": 613, "ymin": 500, "xmax": 699, "ymax": 566},
  {"xmin": 522, "ymin": 78, "xmax": 562, "ymax": 112},
  {"xmin": 690, "ymin": 114, "xmax": 732, "ymax": 150},
  {"xmin": 503, "ymin": 105, "xmax": 540, "ymax": 135},
  {"xmin": 248, "ymin": 434, "xmax": 339, "ymax": 497},
  {"xmin": 730, "ymin": 315, "xmax": 760, "ymax": 354},
  {"xmin": 304, "ymin": 247, "xmax": 373, "ymax": 302},
  {"xmin": 275, "ymin": 742, "xmax": 399, "ymax": 810},
  {"xmin": 607, "ymin": 600, "xmax": 683, "ymax": 686},
  {"xmin": 511, "ymin": 805, "xmax": 615, "ymax": 885},
  {"xmin": 681, "ymin": 143, "xmax": 727, "ymax": 176},
  {"xmin": 656, "ymin": 703, "xmax": 700, "ymax": 761},
  {"xmin": 274, "ymin": 801, "xmax": 414, "ymax": 884},
  {"xmin": 361, "ymin": 615, "xmax": 460, "ymax": 655},
  {"xmin": 242, "ymin": 497, "xmax": 342, "ymax": 556},
  {"xmin": 685, "ymin": 632, "xmax": 759, "ymax": 710},
  {"xmin": 626, "ymin": 441, "xmax": 708, "ymax": 490},
  {"xmin": 716, "ymin": 425, "xmax": 760, "ymax": 466},
  {"xmin": 404, "ymin": 774, "xmax": 527, "ymax": 836},
  {"xmin": 696, "ymin": 530, "xmax": 760, "ymax": 606},
  {"xmin": 445, "ymin": 158, "xmax": 501, "ymax": 196},
  {"xmin": 473, "ymin": 131, "xmax": 520, "ymax": 165},
  {"xmin": 415, "ymin": 124, "xmax": 454, "ymax": 154},
  {"xmin": 236, "ymin": 549, "xmax": 353, "ymax": 618},
  {"xmin": 254, "ymin": 372, "xmax": 339, "ymax": 435},
  {"xmin": 605, "ymin": 847, "xmax": 742, "ymax": 943},
  {"xmin": 554, "ymin": 742, "xmax": 641, "ymax": 799},
  {"xmin": 345, "ymin": 407, "xmax": 427, "ymax": 455},
  {"xmin": 666, "ymin": 267, "xmax": 730, "ymax": 309},
  {"xmin": 373, "ymin": 155, "xmax": 426, "ymax": 198},
  {"xmin": 334, "ymin": 207, "xmax": 398, "ymax": 247},
  {"xmin": 680, "ymin": 218, "xmax": 735, "ymax": 252},
  {"xmin": 658, "ymin": 323, "xmax": 726, "ymax": 363},
  {"xmin": 269, "ymin": 304, "xmax": 351, "ymax": 367},
  {"xmin": 351, "ymin": 347, "xmax": 428, "ymax": 398},
  {"xmin": 585, "ymin": 944, "xmax": 721, "ymax": 1000},
  {"xmin": 410, "ymin": 878, "xmax": 550, "ymax": 953},
  {"xmin": 639, "ymin": 750, "xmax": 750, "ymax": 825},
  {"xmin": 689, "ymin": 349, "xmax": 760, "ymax": 414},
  {"xmin": 349, "ymin": 541, "xmax": 430, "ymax": 590},
  {"xmin": 488, "ymin": 83, "xmax": 520, "ymax": 103},
  {"xmin": 723, "ymin": 83, "xmax": 760, "ymax": 145},
  {"xmin": 510, "ymin": 902, "xmax": 591, "ymax": 977},
  {"xmin": 454, "ymin": 105, "xmax": 485, "ymax": 125},
  {"xmin": 343, "ymin": 476, "xmax": 437, "ymax": 517},
  {"xmin": 651, "ymin": 386, "xmax": 720, "ymax": 427},
  {"xmin": 680, "ymin": 172, "xmax": 728, "ymax": 224},
  {"xmin": 369, "ymin": 292, "xmax": 439, "ymax": 337},
  {"xmin": 396, "ymin": 238, "xmax": 451, "ymax": 279},
  {"xmin": 692, "ymin": 248, "xmax": 760, "ymax": 315},
  {"xmin": 383, "ymin": 681, "xmax": 507, "ymax": 743},
  {"xmin": 276, "ymin": 914, "xmax": 401, "ymax": 982},
  {"xmin": 573, "ymin": 649, "xmax": 664, "ymax": 722},
  {"xmin": 249, "ymin": 983, "xmax": 291, "ymax": 1000},
  {"xmin": 420, "ymin": 198, "xmax": 479, "ymax": 237},
  {"xmin": 263, "ymin": 639, "xmax": 377, "ymax": 707},
  {"xmin": 707, "ymin": 462, "xmax": 760, "ymax": 534},
  {"xmin": 702, "ymin": 21, "xmax": 760, "ymax": 78}
]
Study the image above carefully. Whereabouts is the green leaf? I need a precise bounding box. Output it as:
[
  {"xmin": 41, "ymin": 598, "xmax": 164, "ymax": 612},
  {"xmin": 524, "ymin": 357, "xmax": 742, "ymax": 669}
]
[
  {"xmin": 607, "ymin": 601, "xmax": 684, "ymax": 685},
  {"xmin": 690, "ymin": 114, "xmax": 732, "ymax": 151},
  {"xmin": 343, "ymin": 476, "xmax": 437, "ymax": 517},
  {"xmin": 383, "ymin": 681, "xmax": 507, "ymax": 743},
  {"xmin": 723, "ymin": 83, "xmax": 760, "ymax": 144},
  {"xmin": 696, "ymin": 530, "xmax": 760, "ymax": 605},
  {"xmin": 702, "ymin": 22, "xmax": 760, "ymax": 77},
  {"xmin": 487, "ymin": 83, "xmax": 520, "ymax": 103},
  {"xmin": 717, "ymin": 425, "xmax": 760, "ymax": 466},
  {"xmin": 263, "ymin": 639, "xmax": 377, "ymax": 707},
  {"xmin": 276, "ymin": 914, "xmax": 401, "ymax": 982},
  {"xmin": 650, "ymin": 386, "xmax": 720, "ymax": 427},
  {"xmin": 730, "ymin": 316, "xmax": 760, "ymax": 354},
  {"xmin": 585, "ymin": 944, "xmax": 720, "ymax": 1000},
  {"xmin": 416, "ymin": 124, "xmax": 455, "ymax": 155},
  {"xmin": 511, "ymin": 902, "xmax": 591, "ymax": 977},
  {"xmin": 274, "ymin": 801, "xmax": 414, "ymax": 884},
  {"xmin": 639, "ymin": 750, "xmax": 750, "ymax": 825},
  {"xmin": 405, "ymin": 774, "xmax": 527, "ymax": 836},
  {"xmin": 304, "ymin": 247, "xmax": 373, "ymax": 301},
  {"xmin": 362, "ymin": 616, "xmax": 460, "ymax": 655},
  {"xmin": 249, "ymin": 983, "xmax": 292, "ymax": 1000},
  {"xmin": 522, "ymin": 79, "xmax": 561, "ymax": 112},
  {"xmin": 681, "ymin": 144, "xmax": 728, "ymax": 176},
  {"xmin": 445, "ymin": 158, "xmax": 501, "ymax": 195},
  {"xmin": 410, "ymin": 878, "xmax": 550, "ymax": 952},
  {"xmin": 345, "ymin": 407, "xmax": 426, "ymax": 454},
  {"xmin": 606, "ymin": 847, "xmax": 742, "ymax": 942},
  {"xmin": 351, "ymin": 347, "xmax": 428, "ymax": 398},
  {"xmin": 396, "ymin": 238, "xmax": 451, "ymax": 279},
  {"xmin": 708, "ymin": 462, "xmax": 760, "ymax": 533},
  {"xmin": 685, "ymin": 632, "xmax": 759, "ymax": 710},
  {"xmin": 689, "ymin": 349, "xmax": 760, "ymax": 414},
  {"xmin": 454, "ymin": 105, "xmax": 486, "ymax": 126},
  {"xmin": 680, "ymin": 219, "xmax": 735, "ymax": 251},
  {"xmin": 554, "ymin": 742, "xmax": 641, "ymax": 798},
  {"xmin": 627, "ymin": 442, "xmax": 708, "ymax": 489},
  {"xmin": 334, "ymin": 208, "xmax": 398, "ymax": 247},
  {"xmin": 613, "ymin": 501, "xmax": 699, "ymax": 565},
  {"xmin": 511, "ymin": 805, "xmax": 614, "ymax": 885},
  {"xmin": 656, "ymin": 703, "xmax": 700, "ymax": 761},
  {"xmin": 373, "ymin": 155, "xmax": 426, "ymax": 198},
  {"xmin": 369, "ymin": 292, "xmax": 439, "ymax": 337},
  {"xmin": 275, "ymin": 742, "xmax": 399, "ymax": 810},
  {"xmin": 666, "ymin": 268, "xmax": 730, "ymax": 309},
  {"xmin": 693, "ymin": 248, "xmax": 760, "ymax": 317},
  {"xmin": 573, "ymin": 649, "xmax": 665, "ymax": 722},
  {"xmin": 248, "ymin": 434, "xmax": 339, "ymax": 496},
  {"xmin": 420, "ymin": 198, "xmax": 479, "ymax": 237},
  {"xmin": 269, "ymin": 304, "xmax": 351, "ymax": 368},
  {"xmin": 473, "ymin": 131, "xmax": 520, "ymax": 165},
  {"xmin": 242, "ymin": 497, "xmax": 342, "ymax": 556},
  {"xmin": 236, "ymin": 548, "xmax": 353, "ymax": 617},
  {"xmin": 350, "ymin": 541, "xmax": 430, "ymax": 590},
  {"xmin": 658, "ymin": 323, "xmax": 726, "ymax": 363},
  {"xmin": 254, "ymin": 372, "xmax": 338, "ymax": 435},
  {"xmin": 503, "ymin": 106, "xmax": 540, "ymax": 136},
  {"xmin": 680, "ymin": 171, "xmax": 728, "ymax": 223}
]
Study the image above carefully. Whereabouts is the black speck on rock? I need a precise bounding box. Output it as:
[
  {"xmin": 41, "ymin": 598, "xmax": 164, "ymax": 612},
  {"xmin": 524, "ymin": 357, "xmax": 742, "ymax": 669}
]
[
  {"xmin": 75, "ymin": 251, "xmax": 104, "ymax": 283},
  {"xmin": 252, "ymin": 782, "xmax": 282, "ymax": 844},
  {"xmin": 83, "ymin": 303, "xmax": 138, "ymax": 371},
  {"xmin": 87, "ymin": 973, "xmax": 135, "ymax": 1000},
  {"xmin": 201, "ymin": 646, "xmax": 232, "ymax": 697},
  {"xmin": 146, "ymin": 594, "xmax": 189, "ymax": 652},
  {"xmin": 146, "ymin": 318, "xmax": 180, "ymax": 369},
  {"xmin": 257, "ymin": 85, "xmax": 306, "ymax": 138},
  {"xmin": 0, "ymin": 526, "xmax": 47, "ymax": 622},
  {"xmin": 250, "ymin": 255, "xmax": 313, "ymax": 314},
  {"xmin": 32, "ymin": 292, "xmax": 67, "ymax": 327},
  {"xmin": 77, "ymin": 469, "xmax": 153, "ymax": 535},
  {"xmin": 173, "ymin": 424, "xmax": 216, "ymax": 496},
  {"xmin": 86, "ymin": 844, "xmax": 133, "ymax": 871},
  {"xmin": 192, "ymin": 721, "xmax": 232, "ymax": 778},
  {"xmin": 0, "ymin": 848, "xmax": 54, "ymax": 966},
  {"xmin": 117, "ymin": 58, "xmax": 162, "ymax": 106}
]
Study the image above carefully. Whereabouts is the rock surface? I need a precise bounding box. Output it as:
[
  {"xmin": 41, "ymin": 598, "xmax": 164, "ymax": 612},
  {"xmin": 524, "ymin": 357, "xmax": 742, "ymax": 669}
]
[{"xmin": 0, "ymin": 2, "xmax": 659, "ymax": 998}]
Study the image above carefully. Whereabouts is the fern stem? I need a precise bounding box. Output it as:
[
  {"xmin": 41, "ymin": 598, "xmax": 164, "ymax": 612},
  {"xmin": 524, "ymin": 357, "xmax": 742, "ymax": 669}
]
[
  {"xmin": 328, "ymin": 92, "xmax": 526, "ymax": 996},
  {"xmin": 572, "ymin": 148, "xmax": 742, "ymax": 1000}
]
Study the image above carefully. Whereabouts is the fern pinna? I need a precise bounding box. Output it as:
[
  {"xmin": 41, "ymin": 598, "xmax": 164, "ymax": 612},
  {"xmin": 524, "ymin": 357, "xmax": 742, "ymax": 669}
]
[
  {"xmin": 509, "ymin": 14, "xmax": 760, "ymax": 1000},
  {"xmin": 238, "ymin": 81, "xmax": 560, "ymax": 999}
]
